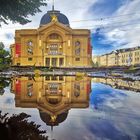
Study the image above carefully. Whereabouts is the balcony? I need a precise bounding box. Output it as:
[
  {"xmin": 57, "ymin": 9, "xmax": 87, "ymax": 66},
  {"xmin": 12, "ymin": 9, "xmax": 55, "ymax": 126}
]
[{"xmin": 47, "ymin": 51, "xmax": 63, "ymax": 55}]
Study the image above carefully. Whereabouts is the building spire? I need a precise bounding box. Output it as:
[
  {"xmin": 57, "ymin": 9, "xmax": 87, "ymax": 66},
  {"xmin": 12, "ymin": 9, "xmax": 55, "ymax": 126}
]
[
  {"xmin": 50, "ymin": 126, "xmax": 54, "ymax": 140},
  {"xmin": 51, "ymin": 126, "xmax": 53, "ymax": 131},
  {"xmin": 52, "ymin": 0, "xmax": 54, "ymax": 11}
]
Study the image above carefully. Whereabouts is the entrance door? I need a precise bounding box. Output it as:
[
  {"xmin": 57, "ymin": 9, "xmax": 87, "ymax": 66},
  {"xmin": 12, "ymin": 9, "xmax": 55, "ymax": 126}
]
[
  {"xmin": 59, "ymin": 58, "xmax": 64, "ymax": 67},
  {"xmin": 52, "ymin": 58, "xmax": 57, "ymax": 67},
  {"xmin": 46, "ymin": 58, "xmax": 50, "ymax": 67}
]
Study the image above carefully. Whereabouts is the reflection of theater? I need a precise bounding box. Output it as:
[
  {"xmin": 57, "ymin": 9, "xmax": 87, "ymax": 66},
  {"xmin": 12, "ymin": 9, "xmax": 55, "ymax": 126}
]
[
  {"xmin": 92, "ymin": 77, "xmax": 140, "ymax": 92},
  {"xmin": 11, "ymin": 76, "xmax": 91, "ymax": 127},
  {"xmin": 10, "ymin": 8, "xmax": 92, "ymax": 68}
]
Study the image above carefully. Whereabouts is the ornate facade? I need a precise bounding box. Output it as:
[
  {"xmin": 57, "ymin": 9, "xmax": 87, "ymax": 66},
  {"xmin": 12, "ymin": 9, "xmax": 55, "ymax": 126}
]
[{"xmin": 10, "ymin": 10, "xmax": 92, "ymax": 68}]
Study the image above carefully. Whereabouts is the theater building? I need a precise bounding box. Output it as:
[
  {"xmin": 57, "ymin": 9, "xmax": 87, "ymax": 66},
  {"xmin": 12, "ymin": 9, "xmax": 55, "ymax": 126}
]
[{"xmin": 10, "ymin": 9, "xmax": 92, "ymax": 68}]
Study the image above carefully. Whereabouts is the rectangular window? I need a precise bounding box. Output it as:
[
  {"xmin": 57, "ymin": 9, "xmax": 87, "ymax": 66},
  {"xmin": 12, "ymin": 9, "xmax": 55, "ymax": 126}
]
[
  {"xmin": 17, "ymin": 63, "xmax": 20, "ymax": 66},
  {"xmin": 45, "ymin": 76, "xmax": 50, "ymax": 81},
  {"xmin": 28, "ymin": 58, "xmax": 32, "ymax": 61},
  {"xmin": 51, "ymin": 76, "xmax": 57, "ymax": 81},
  {"xmin": 59, "ymin": 76, "xmax": 64, "ymax": 81},
  {"xmin": 28, "ymin": 77, "xmax": 32, "ymax": 80},
  {"xmin": 75, "ymin": 58, "xmax": 80, "ymax": 61},
  {"xmin": 49, "ymin": 44, "xmax": 58, "ymax": 55}
]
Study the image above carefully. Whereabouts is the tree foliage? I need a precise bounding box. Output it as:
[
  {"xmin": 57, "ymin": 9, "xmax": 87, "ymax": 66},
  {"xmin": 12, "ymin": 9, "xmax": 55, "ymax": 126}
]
[
  {"xmin": 0, "ymin": 42, "xmax": 11, "ymax": 69},
  {"xmin": 0, "ymin": 0, "xmax": 47, "ymax": 25},
  {"xmin": 0, "ymin": 112, "xmax": 48, "ymax": 140},
  {"xmin": 0, "ymin": 77, "xmax": 10, "ymax": 95}
]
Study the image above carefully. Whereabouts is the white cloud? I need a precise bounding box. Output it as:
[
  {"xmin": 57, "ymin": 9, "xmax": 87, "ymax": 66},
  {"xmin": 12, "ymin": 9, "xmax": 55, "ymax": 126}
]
[
  {"xmin": 0, "ymin": 0, "xmax": 97, "ymax": 49},
  {"xmin": 99, "ymin": 0, "xmax": 140, "ymax": 51},
  {"xmin": 1, "ymin": 0, "xmax": 140, "ymax": 54}
]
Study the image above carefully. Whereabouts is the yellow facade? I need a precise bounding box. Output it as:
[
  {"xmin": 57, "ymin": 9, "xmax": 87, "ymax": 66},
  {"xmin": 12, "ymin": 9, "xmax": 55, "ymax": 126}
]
[
  {"xmin": 11, "ymin": 76, "xmax": 91, "ymax": 126},
  {"xmin": 10, "ymin": 11, "xmax": 92, "ymax": 68},
  {"xmin": 107, "ymin": 52, "xmax": 118, "ymax": 66},
  {"xmin": 118, "ymin": 48, "xmax": 140, "ymax": 66},
  {"xmin": 93, "ymin": 47, "xmax": 140, "ymax": 67},
  {"xmin": 99, "ymin": 54, "xmax": 108, "ymax": 67}
]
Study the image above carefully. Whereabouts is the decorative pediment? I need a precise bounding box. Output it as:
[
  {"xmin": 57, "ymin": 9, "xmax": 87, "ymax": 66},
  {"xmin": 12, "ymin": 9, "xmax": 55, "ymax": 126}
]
[{"xmin": 38, "ymin": 22, "xmax": 73, "ymax": 35}]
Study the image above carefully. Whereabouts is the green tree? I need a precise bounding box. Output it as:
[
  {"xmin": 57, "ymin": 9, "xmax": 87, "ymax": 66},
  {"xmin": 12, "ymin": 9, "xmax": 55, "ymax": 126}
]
[
  {"xmin": 0, "ymin": 77, "xmax": 10, "ymax": 95},
  {"xmin": 95, "ymin": 62, "xmax": 99, "ymax": 67},
  {"xmin": 0, "ymin": 42, "xmax": 4, "ymax": 49},
  {"xmin": 0, "ymin": 42, "xmax": 10, "ymax": 70},
  {"xmin": 0, "ymin": 0, "xmax": 47, "ymax": 25},
  {"xmin": 0, "ymin": 112, "xmax": 48, "ymax": 140}
]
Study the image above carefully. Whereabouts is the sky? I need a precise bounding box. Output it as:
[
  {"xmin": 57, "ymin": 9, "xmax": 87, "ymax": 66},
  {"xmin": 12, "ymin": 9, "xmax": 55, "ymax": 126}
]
[{"xmin": 0, "ymin": 0, "xmax": 140, "ymax": 55}]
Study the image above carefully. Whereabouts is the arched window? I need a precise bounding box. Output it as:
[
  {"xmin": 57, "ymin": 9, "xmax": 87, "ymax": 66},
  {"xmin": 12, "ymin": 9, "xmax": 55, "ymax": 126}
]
[
  {"xmin": 75, "ymin": 41, "xmax": 80, "ymax": 47},
  {"xmin": 27, "ymin": 40, "xmax": 33, "ymax": 55},
  {"xmin": 75, "ymin": 41, "xmax": 81, "ymax": 56},
  {"xmin": 74, "ymin": 83, "xmax": 80, "ymax": 97},
  {"xmin": 27, "ymin": 83, "xmax": 33, "ymax": 97},
  {"xmin": 49, "ymin": 33, "xmax": 59, "ymax": 40}
]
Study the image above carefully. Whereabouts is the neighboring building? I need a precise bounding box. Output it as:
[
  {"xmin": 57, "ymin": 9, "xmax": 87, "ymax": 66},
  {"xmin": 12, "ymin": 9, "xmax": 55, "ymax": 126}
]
[
  {"xmin": 107, "ymin": 51, "xmax": 118, "ymax": 66},
  {"xmin": 118, "ymin": 47, "xmax": 140, "ymax": 66},
  {"xmin": 99, "ymin": 54, "xmax": 108, "ymax": 67},
  {"xmin": 92, "ymin": 46, "xmax": 140, "ymax": 67},
  {"xmin": 11, "ymin": 76, "xmax": 91, "ymax": 127},
  {"xmin": 10, "ymin": 9, "xmax": 92, "ymax": 68}
]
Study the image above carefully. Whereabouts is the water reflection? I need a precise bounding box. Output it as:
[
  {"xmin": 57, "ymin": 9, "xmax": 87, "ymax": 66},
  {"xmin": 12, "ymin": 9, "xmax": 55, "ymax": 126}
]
[
  {"xmin": 0, "ymin": 76, "xmax": 140, "ymax": 140},
  {"xmin": 92, "ymin": 77, "xmax": 140, "ymax": 92},
  {"xmin": 11, "ymin": 76, "xmax": 91, "ymax": 129},
  {"xmin": 0, "ymin": 77, "xmax": 10, "ymax": 95}
]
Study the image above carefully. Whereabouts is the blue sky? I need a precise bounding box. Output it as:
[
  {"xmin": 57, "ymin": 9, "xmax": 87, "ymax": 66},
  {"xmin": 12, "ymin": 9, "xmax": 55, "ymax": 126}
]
[
  {"xmin": 89, "ymin": 0, "xmax": 140, "ymax": 55},
  {"xmin": 0, "ymin": 0, "xmax": 140, "ymax": 55},
  {"xmin": 91, "ymin": 30, "xmax": 116, "ymax": 55},
  {"xmin": 89, "ymin": 0, "xmax": 127, "ymax": 17}
]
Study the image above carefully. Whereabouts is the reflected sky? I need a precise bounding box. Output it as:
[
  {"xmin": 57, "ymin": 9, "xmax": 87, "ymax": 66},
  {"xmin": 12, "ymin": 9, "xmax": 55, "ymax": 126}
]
[{"xmin": 0, "ymin": 76, "xmax": 140, "ymax": 140}]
